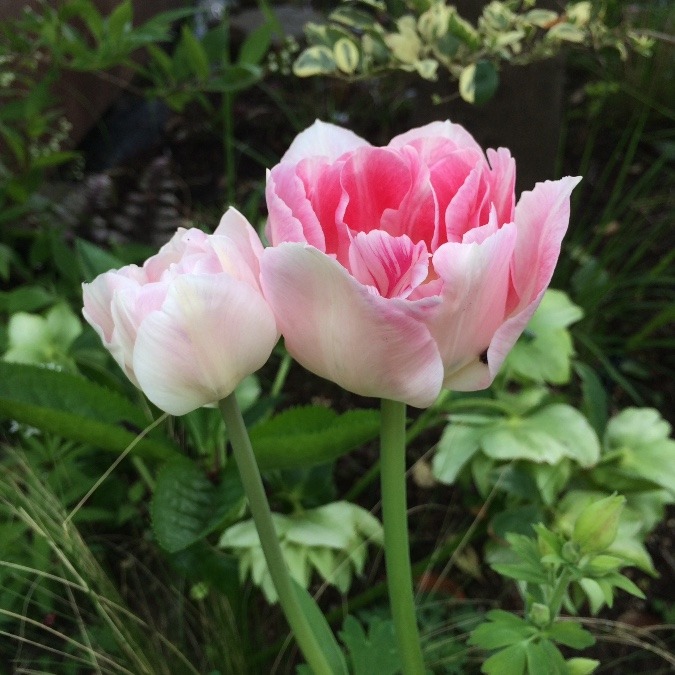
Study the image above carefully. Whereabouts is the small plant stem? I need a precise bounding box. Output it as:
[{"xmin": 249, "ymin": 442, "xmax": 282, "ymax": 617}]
[
  {"xmin": 548, "ymin": 567, "xmax": 573, "ymax": 622},
  {"xmin": 271, "ymin": 350, "xmax": 292, "ymax": 398},
  {"xmin": 380, "ymin": 398, "xmax": 426, "ymax": 675},
  {"xmin": 218, "ymin": 394, "xmax": 333, "ymax": 675}
]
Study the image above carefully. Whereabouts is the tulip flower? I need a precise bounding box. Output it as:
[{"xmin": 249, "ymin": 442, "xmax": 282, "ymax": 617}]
[
  {"xmin": 82, "ymin": 208, "xmax": 278, "ymax": 416},
  {"xmin": 262, "ymin": 120, "xmax": 581, "ymax": 407}
]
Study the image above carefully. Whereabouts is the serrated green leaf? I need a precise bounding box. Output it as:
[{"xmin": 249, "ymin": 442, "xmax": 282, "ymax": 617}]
[
  {"xmin": 339, "ymin": 615, "xmax": 401, "ymax": 675},
  {"xmin": 0, "ymin": 362, "xmax": 178, "ymax": 461},
  {"xmin": 293, "ymin": 45, "xmax": 337, "ymax": 77},
  {"xmin": 459, "ymin": 60, "xmax": 499, "ymax": 105},
  {"xmin": 152, "ymin": 460, "xmax": 244, "ymax": 553},
  {"xmin": 250, "ymin": 406, "xmax": 380, "ymax": 470}
]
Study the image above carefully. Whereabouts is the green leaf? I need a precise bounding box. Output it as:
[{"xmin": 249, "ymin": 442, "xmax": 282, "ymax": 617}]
[
  {"xmin": 546, "ymin": 23, "xmax": 586, "ymax": 43},
  {"xmin": 432, "ymin": 422, "xmax": 484, "ymax": 484},
  {"xmin": 574, "ymin": 362, "xmax": 608, "ymax": 436},
  {"xmin": 293, "ymin": 46, "xmax": 337, "ymax": 77},
  {"xmin": 469, "ymin": 610, "xmax": 536, "ymax": 650},
  {"xmin": 152, "ymin": 460, "xmax": 245, "ymax": 553},
  {"xmin": 292, "ymin": 579, "xmax": 349, "ymax": 675},
  {"xmin": 459, "ymin": 60, "xmax": 499, "ymax": 105},
  {"xmin": 76, "ymin": 238, "xmax": 125, "ymax": 282},
  {"xmin": 333, "ymin": 38, "xmax": 360, "ymax": 74},
  {"xmin": 481, "ymin": 643, "xmax": 527, "ymax": 675},
  {"xmin": 106, "ymin": 0, "xmax": 132, "ymax": 44},
  {"xmin": 238, "ymin": 21, "xmax": 273, "ymax": 66},
  {"xmin": 250, "ymin": 406, "xmax": 380, "ymax": 470},
  {"xmin": 547, "ymin": 621, "xmax": 595, "ymax": 649},
  {"xmin": 565, "ymin": 657, "xmax": 600, "ymax": 675},
  {"xmin": 205, "ymin": 65, "xmax": 262, "ymax": 93},
  {"xmin": 0, "ymin": 286, "xmax": 55, "ymax": 313},
  {"xmin": 178, "ymin": 25, "xmax": 210, "ymax": 80},
  {"xmin": 0, "ymin": 362, "xmax": 178, "ymax": 461},
  {"xmin": 526, "ymin": 640, "xmax": 566, "ymax": 675},
  {"xmin": 339, "ymin": 615, "xmax": 401, "ymax": 675},
  {"xmin": 482, "ymin": 404, "xmax": 600, "ymax": 467},
  {"xmin": 505, "ymin": 290, "xmax": 583, "ymax": 385}
]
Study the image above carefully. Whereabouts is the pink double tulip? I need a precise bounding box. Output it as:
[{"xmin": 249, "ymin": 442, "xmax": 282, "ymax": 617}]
[
  {"xmin": 82, "ymin": 208, "xmax": 278, "ymax": 416},
  {"xmin": 262, "ymin": 120, "xmax": 581, "ymax": 407}
]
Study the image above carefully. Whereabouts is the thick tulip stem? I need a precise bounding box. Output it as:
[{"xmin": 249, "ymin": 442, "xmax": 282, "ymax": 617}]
[
  {"xmin": 219, "ymin": 394, "xmax": 332, "ymax": 675},
  {"xmin": 380, "ymin": 399, "xmax": 426, "ymax": 675}
]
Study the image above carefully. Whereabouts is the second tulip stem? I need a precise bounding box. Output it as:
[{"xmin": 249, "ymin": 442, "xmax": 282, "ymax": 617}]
[
  {"xmin": 380, "ymin": 398, "xmax": 426, "ymax": 675},
  {"xmin": 219, "ymin": 394, "xmax": 333, "ymax": 675}
]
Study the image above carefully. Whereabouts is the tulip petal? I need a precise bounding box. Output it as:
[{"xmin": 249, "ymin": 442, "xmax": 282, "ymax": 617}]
[
  {"xmin": 509, "ymin": 176, "xmax": 582, "ymax": 312},
  {"xmin": 486, "ymin": 147, "xmax": 516, "ymax": 225},
  {"xmin": 389, "ymin": 120, "xmax": 484, "ymax": 156},
  {"xmin": 266, "ymin": 164, "xmax": 326, "ymax": 250},
  {"xmin": 281, "ymin": 119, "xmax": 369, "ymax": 164},
  {"xmin": 133, "ymin": 274, "xmax": 278, "ymax": 415},
  {"xmin": 261, "ymin": 244, "xmax": 444, "ymax": 407},
  {"xmin": 426, "ymin": 223, "xmax": 517, "ymax": 389},
  {"xmin": 348, "ymin": 230, "xmax": 429, "ymax": 299}
]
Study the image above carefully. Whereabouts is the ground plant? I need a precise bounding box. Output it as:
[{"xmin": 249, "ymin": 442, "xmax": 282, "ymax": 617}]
[{"xmin": 0, "ymin": 1, "xmax": 673, "ymax": 673}]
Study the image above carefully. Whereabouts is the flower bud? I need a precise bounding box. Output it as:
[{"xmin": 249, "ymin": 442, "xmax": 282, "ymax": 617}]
[
  {"xmin": 572, "ymin": 494, "xmax": 625, "ymax": 555},
  {"xmin": 529, "ymin": 602, "xmax": 551, "ymax": 628}
]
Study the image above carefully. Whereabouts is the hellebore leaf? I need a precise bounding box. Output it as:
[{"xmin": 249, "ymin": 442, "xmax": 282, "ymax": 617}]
[
  {"xmin": 339, "ymin": 615, "xmax": 401, "ymax": 675},
  {"xmin": 504, "ymin": 289, "xmax": 583, "ymax": 385}
]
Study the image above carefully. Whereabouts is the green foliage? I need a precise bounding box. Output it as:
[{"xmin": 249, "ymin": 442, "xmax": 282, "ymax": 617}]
[
  {"xmin": 471, "ymin": 494, "xmax": 644, "ymax": 674},
  {"xmin": 339, "ymin": 615, "xmax": 401, "ymax": 675},
  {"xmin": 250, "ymin": 405, "xmax": 380, "ymax": 470},
  {"xmin": 219, "ymin": 501, "xmax": 383, "ymax": 602},
  {"xmin": 3, "ymin": 302, "xmax": 82, "ymax": 370},
  {"xmin": 293, "ymin": 0, "xmax": 649, "ymax": 103},
  {"xmin": 0, "ymin": 361, "xmax": 179, "ymax": 461},
  {"xmin": 503, "ymin": 290, "xmax": 584, "ymax": 385},
  {"xmin": 151, "ymin": 459, "xmax": 245, "ymax": 553}
]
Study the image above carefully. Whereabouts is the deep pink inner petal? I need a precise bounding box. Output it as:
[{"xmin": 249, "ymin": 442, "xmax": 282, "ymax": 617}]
[
  {"xmin": 340, "ymin": 147, "xmax": 411, "ymax": 235},
  {"xmin": 348, "ymin": 230, "xmax": 430, "ymax": 299}
]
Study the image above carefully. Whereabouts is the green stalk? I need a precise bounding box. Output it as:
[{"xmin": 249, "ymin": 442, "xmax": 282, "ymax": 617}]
[
  {"xmin": 219, "ymin": 394, "xmax": 333, "ymax": 675},
  {"xmin": 380, "ymin": 399, "xmax": 426, "ymax": 675}
]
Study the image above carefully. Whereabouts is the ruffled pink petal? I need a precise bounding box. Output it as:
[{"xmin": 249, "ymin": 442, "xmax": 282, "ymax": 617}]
[
  {"xmin": 424, "ymin": 223, "xmax": 518, "ymax": 389},
  {"xmin": 133, "ymin": 274, "xmax": 278, "ymax": 416},
  {"xmin": 110, "ymin": 282, "xmax": 168, "ymax": 384},
  {"xmin": 486, "ymin": 147, "xmax": 516, "ymax": 225},
  {"xmin": 379, "ymin": 145, "xmax": 438, "ymax": 247},
  {"xmin": 281, "ymin": 120, "xmax": 369, "ymax": 164},
  {"xmin": 444, "ymin": 165, "xmax": 490, "ymax": 242},
  {"xmin": 348, "ymin": 230, "xmax": 430, "ymax": 299},
  {"xmin": 340, "ymin": 147, "xmax": 410, "ymax": 234},
  {"xmin": 211, "ymin": 207, "xmax": 267, "ymax": 290},
  {"xmin": 508, "ymin": 176, "xmax": 582, "ymax": 313},
  {"xmin": 266, "ymin": 164, "xmax": 326, "ymax": 250},
  {"xmin": 389, "ymin": 120, "xmax": 484, "ymax": 156},
  {"xmin": 260, "ymin": 244, "xmax": 444, "ymax": 407}
]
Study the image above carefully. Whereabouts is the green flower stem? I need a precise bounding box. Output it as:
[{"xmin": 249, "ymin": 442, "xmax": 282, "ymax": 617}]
[
  {"xmin": 380, "ymin": 398, "xmax": 426, "ymax": 675},
  {"xmin": 219, "ymin": 394, "xmax": 333, "ymax": 675}
]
